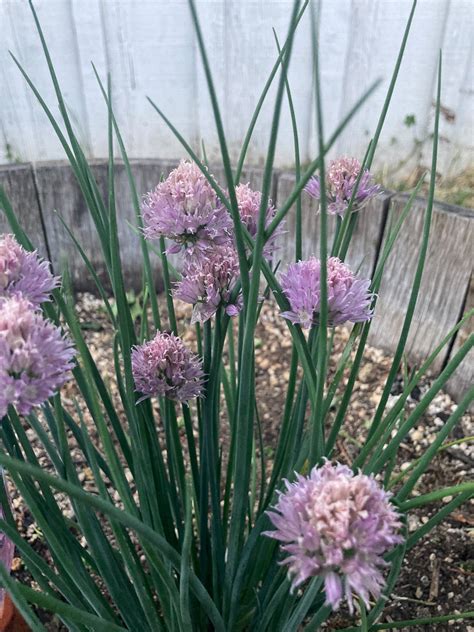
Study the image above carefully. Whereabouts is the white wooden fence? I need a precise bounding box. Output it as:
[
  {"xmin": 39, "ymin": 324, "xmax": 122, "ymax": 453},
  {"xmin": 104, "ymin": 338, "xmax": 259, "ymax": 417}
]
[{"xmin": 1, "ymin": 0, "xmax": 473, "ymax": 176}]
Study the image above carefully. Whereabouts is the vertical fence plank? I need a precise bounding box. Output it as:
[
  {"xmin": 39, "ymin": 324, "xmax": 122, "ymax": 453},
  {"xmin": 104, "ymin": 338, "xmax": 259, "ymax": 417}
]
[
  {"xmin": 445, "ymin": 275, "xmax": 474, "ymax": 409},
  {"xmin": 32, "ymin": 159, "xmax": 182, "ymax": 291},
  {"xmin": 0, "ymin": 163, "xmax": 49, "ymax": 258},
  {"xmin": 368, "ymin": 194, "xmax": 474, "ymax": 371},
  {"xmin": 425, "ymin": 0, "xmax": 474, "ymax": 176},
  {"xmin": 70, "ymin": 0, "xmax": 109, "ymax": 160},
  {"xmin": 335, "ymin": 0, "xmax": 449, "ymax": 173},
  {"xmin": 308, "ymin": 0, "xmax": 352, "ymax": 162},
  {"xmin": 224, "ymin": 0, "xmax": 314, "ymax": 166},
  {"xmin": 33, "ymin": 161, "xmax": 104, "ymax": 290},
  {"xmin": 99, "ymin": 0, "xmax": 198, "ymax": 161},
  {"xmin": 194, "ymin": 0, "xmax": 227, "ymax": 165}
]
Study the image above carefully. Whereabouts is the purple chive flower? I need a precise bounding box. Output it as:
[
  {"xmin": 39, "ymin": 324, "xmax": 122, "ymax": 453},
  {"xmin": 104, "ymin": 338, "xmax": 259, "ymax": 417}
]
[
  {"xmin": 280, "ymin": 256, "xmax": 374, "ymax": 329},
  {"xmin": 264, "ymin": 461, "xmax": 403, "ymax": 613},
  {"xmin": 0, "ymin": 234, "xmax": 59, "ymax": 307},
  {"xmin": 235, "ymin": 183, "xmax": 283, "ymax": 258},
  {"xmin": 0, "ymin": 296, "xmax": 75, "ymax": 418},
  {"xmin": 173, "ymin": 246, "xmax": 242, "ymax": 324},
  {"xmin": 305, "ymin": 156, "xmax": 380, "ymax": 216},
  {"xmin": 131, "ymin": 331, "xmax": 205, "ymax": 404},
  {"xmin": 141, "ymin": 160, "xmax": 233, "ymax": 261}
]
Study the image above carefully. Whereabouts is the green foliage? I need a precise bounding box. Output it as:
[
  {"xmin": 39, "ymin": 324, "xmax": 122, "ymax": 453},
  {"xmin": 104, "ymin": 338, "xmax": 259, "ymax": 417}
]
[{"xmin": 0, "ymin": 0, "xmax": 472, "ymax": 630}]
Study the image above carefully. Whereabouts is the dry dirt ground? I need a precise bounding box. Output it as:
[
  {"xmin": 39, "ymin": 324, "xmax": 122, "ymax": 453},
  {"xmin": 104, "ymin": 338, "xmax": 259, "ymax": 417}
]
[{"xmin": 7, "ymin": 293, "xmax": 474, "ymax": 631}]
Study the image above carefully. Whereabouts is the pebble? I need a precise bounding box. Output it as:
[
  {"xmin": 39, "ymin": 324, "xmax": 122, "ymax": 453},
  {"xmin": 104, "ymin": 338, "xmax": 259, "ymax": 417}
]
[
  {"xmin": 11, "ymin": 557, "xmax": 22, "ymax": 571},
  {"xmin": 5, "ymin": 292, "xmax": 472, "ymax": 629}
]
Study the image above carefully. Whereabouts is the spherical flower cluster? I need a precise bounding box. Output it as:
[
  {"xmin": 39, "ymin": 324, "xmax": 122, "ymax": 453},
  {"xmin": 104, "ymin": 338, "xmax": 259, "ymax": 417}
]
[
  {"xmin": 131, "ymin": 331, "xmax": 205, "ymax": 404},
  {"xmin": 305, "ymin": 157, "xmax": 380, "ymax": 216},
  {"xmin": 264, "ymin": 461, "xmax": 403, "ymax": 612},
  {"xmin": 141, "ymin": 160, "xmax": 233, "ymax": 261},
  {"xmin": 0, "ymin": 234, "xmax": 59, "ymax": 307},
  {"xmin": 173, "ymin": 246, "xmax": 242, "ymax": 324},
  {"xmin": 235, "ymin": 183, "xmax": 282, "ymax": 258},
  {"xmin": 0, "ymin": 296, "xmax": 75, "ymax": 418},
  {"xmin": 280, "ymin": 256, "xmax": 374, "ymax": 328}
]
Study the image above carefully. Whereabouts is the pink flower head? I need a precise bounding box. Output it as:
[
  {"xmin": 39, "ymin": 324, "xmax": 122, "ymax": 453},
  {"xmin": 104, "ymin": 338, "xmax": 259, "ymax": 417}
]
[
  {"xmin": 280, "ymin": 256, "xmax": 374, "ymax": 328},
  {"xmin": 173, "ymin": 246, "xmax": 242, "ymax": 324},
  {"xmin": 305, "ymin": 157, "xmax": 380, "ymax": 216},
  {"xmin": 235, "ymin": 183, "xmax": 283, "ymax": 258},
  {"xmin": 0, "ymin": 296, "xmax": 75, "ymax": 418},
  {"xmin": 264, "ymin": 461, "xmax": 403, "ymax": 613},
  {"xmin": 131, "ymin": 331, "xmax": 204, "ymax": 404},
  {"xmin": 141, "ymin": 160, "xmax": 233, "ymax": 261},
  {"xmin": 0, "ymin": 234, "xmax": 59, "ymax": 307}
]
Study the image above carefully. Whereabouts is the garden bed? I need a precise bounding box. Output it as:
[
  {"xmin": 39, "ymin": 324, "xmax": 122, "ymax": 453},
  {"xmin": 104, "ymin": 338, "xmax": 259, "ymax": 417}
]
[{"xmin": 7, "ymin": 293, "xmax": 473, "ymax": 631}]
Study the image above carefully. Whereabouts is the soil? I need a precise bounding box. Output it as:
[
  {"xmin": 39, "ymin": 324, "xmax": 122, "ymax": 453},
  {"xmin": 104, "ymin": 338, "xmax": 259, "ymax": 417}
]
[{"xmin": 6, "ymin": 293, "xmax": 474, "ymax": 631}]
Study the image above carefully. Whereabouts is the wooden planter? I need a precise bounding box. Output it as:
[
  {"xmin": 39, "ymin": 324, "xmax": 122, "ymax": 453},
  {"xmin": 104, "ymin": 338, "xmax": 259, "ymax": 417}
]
[{"xmin": 0, "ymin": 594, "xmax": 30, "ymax": 632}]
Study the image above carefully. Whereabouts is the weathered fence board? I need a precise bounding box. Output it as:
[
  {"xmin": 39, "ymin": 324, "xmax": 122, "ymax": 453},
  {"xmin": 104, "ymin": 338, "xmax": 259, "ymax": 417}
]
[
  {"xmin": 446, "ymin": 275, "xmax": 473, "ymax": 410},
  {"xmin": 0, "ymin": 163, "xmax": 49, "ymax": 258},
  {"xmin": 368, "ymin": 195, "xmax": 474, "ymax": 372},
  {"xmin": 1, "ymin": 1, "xmax": 472, "ymax": 175},
  {"xmin": 33, "ymin": 161, "xmax": 110, "ymax": 290},
  {"xmin": 32, "ymin": 160, "xmax": 174, "ymax": 291},
  {"xmin": 1, "ymin": 161, "xmax": 472, "ymax": 408}
]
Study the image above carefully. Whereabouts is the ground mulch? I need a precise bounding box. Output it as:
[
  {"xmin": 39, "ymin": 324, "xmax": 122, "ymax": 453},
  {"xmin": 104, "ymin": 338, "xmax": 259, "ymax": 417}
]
[{"xmin": 7, "ymin": 293, "xmax": 474, "ymax": 631}]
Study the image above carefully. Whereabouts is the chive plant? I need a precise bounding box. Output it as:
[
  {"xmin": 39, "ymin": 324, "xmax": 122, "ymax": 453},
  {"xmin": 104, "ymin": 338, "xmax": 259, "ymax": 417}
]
[{"xmin": 0, "ymin": 1, "xmax": 473, "ymax": 630}]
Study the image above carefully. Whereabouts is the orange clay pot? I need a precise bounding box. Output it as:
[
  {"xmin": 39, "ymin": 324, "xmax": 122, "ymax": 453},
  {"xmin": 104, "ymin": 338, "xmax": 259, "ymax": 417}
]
[{"xmin": 0, "ymin": 594, "xmax": 30, "ymax": 632}]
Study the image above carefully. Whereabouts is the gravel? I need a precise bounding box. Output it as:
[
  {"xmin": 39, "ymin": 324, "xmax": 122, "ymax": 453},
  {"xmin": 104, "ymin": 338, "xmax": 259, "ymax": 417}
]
[{"xmin": 6, "ymin": 293, "xmax": 473, "ymax": 631}]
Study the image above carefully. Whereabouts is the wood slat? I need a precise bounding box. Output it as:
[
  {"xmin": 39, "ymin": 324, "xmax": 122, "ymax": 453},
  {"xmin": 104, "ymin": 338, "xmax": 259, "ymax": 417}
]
[
  {"xmin": 32, "ymin": 159, "xmax": 178, "ymax": 291},
  {"xmin": 368, "ymin": 194, "xmax": 474, "ymax": 372},
  {"xmin": 0, "ymin": 163, "xmax": 48, "ymax": 258},
  {"xmin": 446, "ymin": 274, "xmax": 474, "ymax": 410},
  {"xmin": 2, "ymin": 160, "xmax": 473, "ymax": 407}
]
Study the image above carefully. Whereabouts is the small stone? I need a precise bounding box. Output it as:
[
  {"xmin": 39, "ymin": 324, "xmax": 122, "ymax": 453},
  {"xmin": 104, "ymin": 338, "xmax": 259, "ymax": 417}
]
[
  {"xmin": 83, "ymin": 467, "xmax": 93, "ymax": 480},
  {"xmin": 408, "ymin": 514, "xmax": 421, "ymax": 532},
  {"xmin": 11, "ymin": 557, "xmax": 22, "ymax": 572}
]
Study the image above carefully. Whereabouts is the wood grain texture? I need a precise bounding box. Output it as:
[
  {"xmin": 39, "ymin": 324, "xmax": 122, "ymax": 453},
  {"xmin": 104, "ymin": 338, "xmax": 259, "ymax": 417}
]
[
  {"xmin": 275, "ymin": 172, "xmax": 388, "ymax": 277},
  {"xmin": 1, "ymin": 1, "xmax": 471, "ymax": 175},
  {"xmin": 32, "ymin": 159, "xmax": 176, "ymax": 291},
  {"xmin": 425, "ymin": 0, "xmax": 474, "ymax": 176},
  {"xmin": 1, "ymin": 160, "xmax": 472, "ymax": 406},
  {"xmin": 368, "ymin": 194, "xmax": 474, "ymax": 372},
  {"xmin": 0, "ymin": 163, "xmax": 49, "ymax": 258},
  {"xmin": 445, "ymin": 274, "xmax": 474, "ymax": 410}
]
